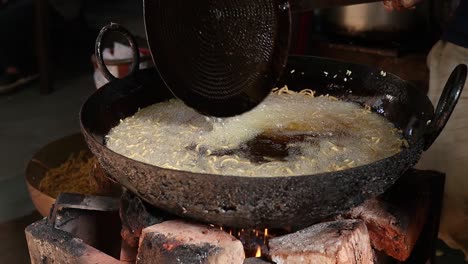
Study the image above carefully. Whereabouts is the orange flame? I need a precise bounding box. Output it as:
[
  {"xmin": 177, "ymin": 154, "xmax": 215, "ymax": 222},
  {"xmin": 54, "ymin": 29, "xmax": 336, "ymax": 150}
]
[
  {"xmin": 255, "ymin": 246, "xmax": 262, "ymax": 258},
  {"xmin": 263, "ymin": 228, "xmax": 269, "ymax": 244}
]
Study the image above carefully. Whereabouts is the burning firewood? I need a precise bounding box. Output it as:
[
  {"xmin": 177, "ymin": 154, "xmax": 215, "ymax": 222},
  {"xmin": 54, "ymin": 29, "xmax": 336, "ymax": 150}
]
[
  {"xmin": 137, "ymin": 220, "xmax": 245, "ymax": 264},
  {"xmin": 243, "ymin": 258, "xmax": 272, "ymax": 264},
  {"xmin": 120, "ymin": 191, "xmax": 173, "ymax": 248},
  {"xmin": 344, "ymin": 172, "xmax": 431, "ymax": 261},
  {"xmin": 268, "ymin": 219, "xmax": 374, "ymax": 264},
  {"xmin": 26, "ymin": 220, "xmax": 121, "ymax": 264}
]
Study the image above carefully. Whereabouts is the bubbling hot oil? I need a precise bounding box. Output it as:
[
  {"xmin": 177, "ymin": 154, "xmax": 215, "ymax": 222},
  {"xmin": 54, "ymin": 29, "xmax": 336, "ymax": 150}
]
[{"xmin": 106, "ymin": 88, "xmax": 406, "ymax": 177}]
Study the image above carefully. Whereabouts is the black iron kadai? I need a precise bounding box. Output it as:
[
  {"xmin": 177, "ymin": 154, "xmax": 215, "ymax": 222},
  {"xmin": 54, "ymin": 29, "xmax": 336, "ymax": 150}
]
[{"xmin": 84, "ymin": 45, "xmax": 467, "ymax": 228}]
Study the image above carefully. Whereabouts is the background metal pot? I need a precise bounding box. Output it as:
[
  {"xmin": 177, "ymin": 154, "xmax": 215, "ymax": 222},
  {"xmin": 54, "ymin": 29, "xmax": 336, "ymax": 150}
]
[{"xmin": 315, "ymin": 2, "xmax": 430, "ymax": 40}]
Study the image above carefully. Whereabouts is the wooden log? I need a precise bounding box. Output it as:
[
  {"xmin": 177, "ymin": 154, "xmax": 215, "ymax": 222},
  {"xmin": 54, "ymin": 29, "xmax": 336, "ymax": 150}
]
[
  {"xmin": 268, "ymin": 219, "xmax": 374, "ymax": 264},
  {"xmin": 244, "ymin": 258, "xmax": 273, "ymax": 264},
  {"xmin": 346, "ymin": 170, "xmax": 431, "ymax": 261},
  {"xmin": 137, "ymin": 220, "xmax": 245, "ymax": 264},
  {"xmin": 120, "ymin": 190, "xmax": 171, "ymax": 248},
  {"xmin": 120, "ymin": 190, "xmax": 174, "ymax": 263},
  {"xmin": 25, "ymin": 219, "xmax": 120, "ymax": 264}
]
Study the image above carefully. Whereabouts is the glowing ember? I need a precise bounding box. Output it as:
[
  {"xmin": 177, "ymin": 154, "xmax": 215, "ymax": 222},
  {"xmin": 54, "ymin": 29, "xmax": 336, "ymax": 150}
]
[
  {"xmin": 162, "ymin": 243, "xmax": 178, "ymax": 251},
  {"xmin": 211, "ymin": 226, "xmax": 281, "ymax": 258}
]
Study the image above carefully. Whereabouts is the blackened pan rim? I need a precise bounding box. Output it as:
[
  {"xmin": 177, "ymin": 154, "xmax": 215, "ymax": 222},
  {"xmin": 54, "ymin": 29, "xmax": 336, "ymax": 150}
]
[{"xmin": 79, "ymin": 55, "xmax": 430, "ymax": 182}]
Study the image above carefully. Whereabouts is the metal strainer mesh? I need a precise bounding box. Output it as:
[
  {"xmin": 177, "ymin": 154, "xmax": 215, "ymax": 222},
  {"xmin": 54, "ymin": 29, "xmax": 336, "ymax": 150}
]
[{"xmin": 144, "ymin": 0, "xmax": 291, "ymax": 117}]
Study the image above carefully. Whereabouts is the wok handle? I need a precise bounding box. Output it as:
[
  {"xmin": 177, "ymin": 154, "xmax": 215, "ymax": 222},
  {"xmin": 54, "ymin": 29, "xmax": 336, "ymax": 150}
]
[
  {"xmin": 424, "ymin": 64, "xmax": 467, "ymax": 150},
  {"xmin": 95, "ymin": 23, "xmax": 140, "ymax": 82}
]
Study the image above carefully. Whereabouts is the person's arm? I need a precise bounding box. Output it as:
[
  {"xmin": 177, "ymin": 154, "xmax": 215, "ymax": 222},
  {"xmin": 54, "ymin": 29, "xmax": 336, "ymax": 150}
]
[{"xmin": 383, "ymin": 0, "xmax": 424, "ymax": 11}]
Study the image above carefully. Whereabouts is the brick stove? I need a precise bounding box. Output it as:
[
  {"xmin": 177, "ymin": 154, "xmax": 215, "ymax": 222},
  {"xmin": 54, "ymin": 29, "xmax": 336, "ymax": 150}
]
[{"xmin": 26, "ymin": 169, "xmax": 444, "ymax": 264}]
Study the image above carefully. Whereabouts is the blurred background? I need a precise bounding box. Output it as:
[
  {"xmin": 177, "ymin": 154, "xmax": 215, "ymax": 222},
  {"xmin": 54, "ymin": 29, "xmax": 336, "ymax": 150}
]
[{"xmin": 0, "ymin": 0, "xmax": 146, "ymax": 262}]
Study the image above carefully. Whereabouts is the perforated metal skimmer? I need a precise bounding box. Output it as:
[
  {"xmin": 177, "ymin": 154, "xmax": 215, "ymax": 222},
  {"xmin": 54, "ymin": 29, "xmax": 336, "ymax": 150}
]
[{"xmin": 144, "ymin": 0, "xmax": 292, "ymax": 117}]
